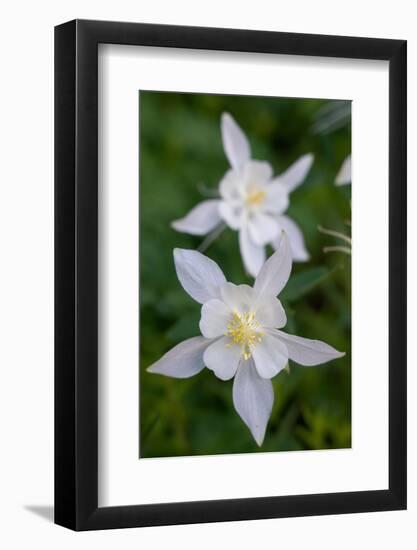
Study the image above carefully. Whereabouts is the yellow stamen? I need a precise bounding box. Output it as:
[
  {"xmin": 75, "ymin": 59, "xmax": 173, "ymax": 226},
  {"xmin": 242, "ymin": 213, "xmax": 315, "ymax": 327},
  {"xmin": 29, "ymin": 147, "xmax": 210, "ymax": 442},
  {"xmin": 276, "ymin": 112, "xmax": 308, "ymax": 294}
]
[
  {"xmin": 245, "ymin": 187, "xmax": 266, "ymax": 207},
  {"xmin": 226, "ymin": 311, "xmax": 263, "ymax": 360}
]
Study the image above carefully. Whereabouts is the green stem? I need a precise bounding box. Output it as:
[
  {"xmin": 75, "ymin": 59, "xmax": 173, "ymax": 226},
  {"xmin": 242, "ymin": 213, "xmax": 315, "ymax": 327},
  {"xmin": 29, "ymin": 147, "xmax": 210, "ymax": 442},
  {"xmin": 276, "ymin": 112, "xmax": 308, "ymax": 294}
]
[
  {"xmin": 318, "ymin": 225, "xmax": 351, "ymax": 245},
  {"xmin": 323, "ymin": 245, "xmax": 351, "ymax": 255},
  {"xmin": 197, "ymin": 223, "xmax": 226, "ymax": 253}
]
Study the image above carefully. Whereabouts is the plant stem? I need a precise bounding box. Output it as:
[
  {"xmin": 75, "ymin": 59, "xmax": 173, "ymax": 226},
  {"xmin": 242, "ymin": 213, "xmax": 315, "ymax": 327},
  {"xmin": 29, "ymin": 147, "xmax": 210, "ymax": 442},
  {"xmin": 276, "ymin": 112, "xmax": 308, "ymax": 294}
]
[
  {"xmin": 318, "ymin": 225, "xmax": 352, "ymax": 244},
  {"xmin": 323, "ymin": 245, "xmax": 351, "ymax": 255},
  {"xmin": 197, "ymin": 182, "xmax": 220, "ymax": 198},
  {"xmin": 197, "ymin": 223, "xmax": 226, "ymax": 253}
]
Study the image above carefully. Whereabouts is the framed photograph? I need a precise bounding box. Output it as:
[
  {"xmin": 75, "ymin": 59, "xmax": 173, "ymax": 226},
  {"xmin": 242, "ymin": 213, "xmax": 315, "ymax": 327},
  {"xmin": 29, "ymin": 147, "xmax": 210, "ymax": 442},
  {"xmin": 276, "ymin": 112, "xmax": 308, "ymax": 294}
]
[{"xmin": 55, "ymin": 19, "xmax": 406, "ymax": 530}]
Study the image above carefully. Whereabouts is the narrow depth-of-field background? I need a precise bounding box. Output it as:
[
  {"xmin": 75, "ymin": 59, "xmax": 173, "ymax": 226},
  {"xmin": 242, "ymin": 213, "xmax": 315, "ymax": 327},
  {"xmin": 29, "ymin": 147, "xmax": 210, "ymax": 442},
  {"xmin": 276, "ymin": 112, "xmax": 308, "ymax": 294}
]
[{"xmin": 139, "ymin": 91, "xmax": 351, "ymax": 458}]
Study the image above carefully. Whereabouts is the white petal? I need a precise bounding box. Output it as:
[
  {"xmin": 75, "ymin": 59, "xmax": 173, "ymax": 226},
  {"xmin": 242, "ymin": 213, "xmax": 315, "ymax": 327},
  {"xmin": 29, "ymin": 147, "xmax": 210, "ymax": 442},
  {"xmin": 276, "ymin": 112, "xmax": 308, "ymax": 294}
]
[
  {"xmin": 199, "ymin": 299, "xmax": 231, "ymax": 338},
  {"xmin": 263, "ymin": 182, "xmax": 290, "ymax": 215},
  {"xmin": 238, "ymin": 226, "xmax": 266, "ymax": 277},
  {"xmin": 274, "ymin": 215, "xmax": 310, "ymax": 261},
  {"xmin": 220, "ymin": 282, "xmax": 256, "ymax": 312},
  {"xmin": 254, "ymin": 231, "xmax": 292, "ymax": 297},
  {"xmin": 219, "ymin": 169, "xmax": 245, "ymax": 200},
  {"xmin": 147, "ymin": 336, "xmax": 211, "ymax": 378},
  {"xmin": 174, "ymin": 248, "xmax": 227, "ymax": 304},
  {"xmin": 232, "ymin": 358, "xmax": 274, "ymax": 446},
  {"xmin": 275, "ymin": 330, "xmax": 345, "ymax": 366},
  {"xmin": 335, "ymin": 155, "xmax": 351, "ymax": 186},
  {"xmin": 171, "ymin": 200, "xmax": 222, "ymax": 235},
  {"xmin": 203, "ymin": 336, "xmax": 241, "ymax": 380},
  {"xmin": 248, "ymin": 212, "xmax": 280, "ymax": 246},
  {"xmin": 272, "ymin": 153, "xmax": 314, "ymax": 193},
  {"xmin": 255, "ymin": 296, "xmax": 286, "ymax": 328},
  {"xmin": 252, "ymin": 332, "xmax": 289, "ymax": 379},
  {"xmin": 221, "ymin": 112, "xmax": 251, "ymax": 171},
  {"xmin": 243, "ymin": 160, "xmax": 273, "ymax": 183},
  {"xmin": 219, "ymin": 201, "xmax": 243, "ymax": 230}
]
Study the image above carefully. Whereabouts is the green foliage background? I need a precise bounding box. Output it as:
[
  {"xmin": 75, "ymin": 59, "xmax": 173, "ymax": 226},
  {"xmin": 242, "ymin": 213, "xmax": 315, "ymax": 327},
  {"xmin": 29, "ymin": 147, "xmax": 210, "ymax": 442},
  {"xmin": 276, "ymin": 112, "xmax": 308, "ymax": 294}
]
[{"xmin": 139, "ymin": 91, "xmax": 351, "ymax": 458}]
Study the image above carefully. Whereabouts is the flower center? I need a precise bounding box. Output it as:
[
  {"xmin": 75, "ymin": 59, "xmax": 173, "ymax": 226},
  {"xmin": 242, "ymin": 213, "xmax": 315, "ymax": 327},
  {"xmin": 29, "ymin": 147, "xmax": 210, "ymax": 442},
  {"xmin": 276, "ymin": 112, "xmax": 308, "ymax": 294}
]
[
  {"xmin": 226, "ymin": 311, "xmax": 263, "ymax": 360},
  {"xmin": 245, "ymin": 185, "xmax": 266, "ymax": 207}
]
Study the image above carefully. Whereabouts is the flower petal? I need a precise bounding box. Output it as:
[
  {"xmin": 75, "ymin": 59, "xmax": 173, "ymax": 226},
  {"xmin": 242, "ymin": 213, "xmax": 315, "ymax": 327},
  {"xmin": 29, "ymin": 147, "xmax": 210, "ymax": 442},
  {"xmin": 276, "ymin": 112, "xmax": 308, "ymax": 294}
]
[
  {"xmin": 199, "ymin": 299, "xmax": 231, "ymax": 338},
  {"xmin": 232, "ymin": 358, "xmax": 274, "ymax": 446},
  {"xmin": 254, "ymin": 231, "xmax": 292, "ymax": 297},
  {"xmin": 255, "ymin": 296, "xmax": 286, "ymax": 328},
  {"xmin": 244, "ymin": 160, "xmax": 273, "ymax": 183},
  {"xmin": 221, "ymin": 112, "xmax": 251, "ymax": 171},
  {"xmin": 219, "ymin": 169, "xmax": 245, "ymax": 200},
  {"xmin": 247, "ymin": 212, "xmax": 280, "ymax": 246},
  {"xmin": 272, "ymin": 153, "xmax": 314, "ymax": 193},
  {"xmin": 218, "ymin": 201, "xmax": 243, "ymax": 230},
  {"xmin": 263, "ymin": 182, "xmax": 290, "ymax": 215},
  {"xmin": 171, "ymin": 200, "xmax": 222, "ymax": 235},
  {"xmin": 275, "ymin": 330, "xmax": 345, "ymax": 366},
  {"xmin": 174, "ymin": 248, "xmax": 227, "ymax": 304},
  {"xmin": 274, "ymin": 215, "xmax": 310, "ymax": 261},
  {"xmin": 238, "ymin": 226, "xmax": 266, "ymax": 277},
  {"xmin": 220, "ymin": 282, "xmax": 256, "ymax": 312},
  {"xmin": 203, "ymin": 336, "xmax": 241, "ymax": 380},
  {"xmin": 335, "ymin": 155, "xmax": 351, "ymax": 186},
  {"xmin": 147, "ymin": 336, "xmax": 211, "ymax": 378},
  {"xmin": 252, "ymin": 332, "xmax": 289, "ymax": 379}
]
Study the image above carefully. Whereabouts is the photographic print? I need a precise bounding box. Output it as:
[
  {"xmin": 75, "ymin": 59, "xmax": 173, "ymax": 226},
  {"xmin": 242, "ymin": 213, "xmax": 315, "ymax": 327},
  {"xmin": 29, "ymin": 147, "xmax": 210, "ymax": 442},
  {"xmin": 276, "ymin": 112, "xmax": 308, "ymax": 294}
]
[
  {"xmin": 55, "ymin": 20, "xmax": 406, "ymax": 530},
  {"xmin": 139, "ymin": 91, "xmax": 351, "ymax": 458}
]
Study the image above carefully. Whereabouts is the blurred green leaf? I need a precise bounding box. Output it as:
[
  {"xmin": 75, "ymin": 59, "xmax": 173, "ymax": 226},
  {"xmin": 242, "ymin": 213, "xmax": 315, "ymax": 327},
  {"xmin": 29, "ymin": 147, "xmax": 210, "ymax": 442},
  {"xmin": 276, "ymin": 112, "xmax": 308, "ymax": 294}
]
[
  {"xmin": 281, "ymin": 265, "xmax": 339, "ymax": 302},
  {"xmin": 166, "ymin": 310, "xmax": 200, "ymax": 342}
]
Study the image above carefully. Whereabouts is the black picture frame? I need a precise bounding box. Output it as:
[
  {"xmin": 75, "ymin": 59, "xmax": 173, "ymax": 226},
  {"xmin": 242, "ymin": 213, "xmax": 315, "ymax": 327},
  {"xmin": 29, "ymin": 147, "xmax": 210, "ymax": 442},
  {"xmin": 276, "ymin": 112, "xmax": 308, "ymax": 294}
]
[{"xmin": 55, "ymin": 19, "xmax": 407, "ymax": 531}]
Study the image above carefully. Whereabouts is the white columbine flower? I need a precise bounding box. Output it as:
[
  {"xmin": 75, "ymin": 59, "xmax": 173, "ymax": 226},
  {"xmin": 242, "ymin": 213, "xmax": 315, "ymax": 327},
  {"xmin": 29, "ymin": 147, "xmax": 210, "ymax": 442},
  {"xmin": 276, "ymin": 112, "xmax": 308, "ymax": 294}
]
[
  {"xmin": 148, "ymin": 233, "xmax": 344, "ymax": 446},
  {"xmin": 172, "ymin": 112, "xmax": 314, "ymax": 277},
  {"xmin": 335, "ymin": 155, "xmax": 351, "ymax": 185}
]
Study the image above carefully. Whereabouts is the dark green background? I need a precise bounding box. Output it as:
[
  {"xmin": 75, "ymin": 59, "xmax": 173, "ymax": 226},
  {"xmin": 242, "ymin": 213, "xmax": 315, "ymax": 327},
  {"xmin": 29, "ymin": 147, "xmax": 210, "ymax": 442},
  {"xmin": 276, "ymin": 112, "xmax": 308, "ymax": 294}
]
[{"xmin": 139, "ymin": 91, "xmax": 351, "ymax": 458}]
